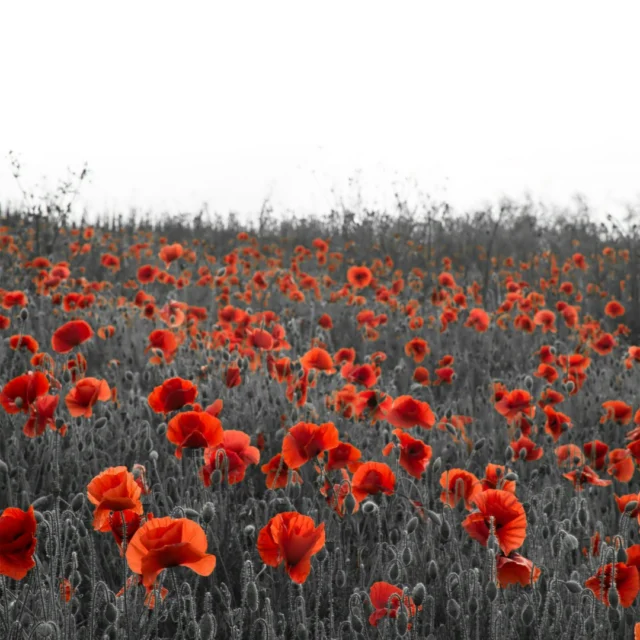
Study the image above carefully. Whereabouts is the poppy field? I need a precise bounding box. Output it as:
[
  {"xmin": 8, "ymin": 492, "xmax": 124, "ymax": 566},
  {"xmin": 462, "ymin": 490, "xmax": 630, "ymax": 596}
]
[{"xmin": 0, "ymin": 203, "xmax": 640, "ymax": 639}]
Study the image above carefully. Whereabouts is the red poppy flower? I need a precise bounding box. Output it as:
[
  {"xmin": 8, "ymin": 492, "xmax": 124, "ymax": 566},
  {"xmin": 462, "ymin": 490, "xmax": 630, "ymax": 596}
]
[
  {"xmin": 126, "ymin": 516, "xmax": 216, "ymax": 589},
  {"xmin": 368, "ymin": 581, "xmax": 417, "ymax": 627},
  {"xmin": 585, "ymin": 562, "xmax": 639, "ymax": 608},
  {"xmin": 387, "ymin": 395, "xmax": 436, "ymax": 430},
  {"xmin": 496, "ymin": 553, "xmax": 541, "ymax": 587},
  {"xmin": 353, "ymin": 390, "xmax": 393, "ymax": 423},
  {"xmin": 347, "ymin": 266, "xmax": 373, "ymax": 289},
  {"xmin": 326, "ymin": 442, "xmax": 363, "ymax": 472},
  {"xmin": 555, "ymin": 444, "xmax": 584, "ymax": 469},
  {"xmin": 591, "ymin": 332, "xmax": 617, "ymax": 356},
  {"xmin": 543, "ymin": 405, "xmax": 572, "ymax": 442},
  {"xmin": 158, "ymin": 243, "xmax": 184, "ymax": 268},
  {"xmin": 137, "ymin": 265, "xmax": 159, "ymax": 284},
  {"xmin": 257, "ymin": 512, "xmax": 325, "ymax": 584},
  {"xmin": 87, "ymin": 467, "xmax": 143, "ymax": 531},
  {"xmin": 495, "ymin": 389, "xmax": 535, "ymax": 423},
  {"xmin": 146, "ymin": 330, "xmax": 179, "ymax": 364},
  {"xmin": 51, "ymin": 320, "xmax": 94, "ymax": 354},
  {"xmin": 510, "ymin": 436, "xmax": 543, "ymax": 462},
  {"xmin": 351, "ymin": 462, "xmax": 396, "ymax": 503},
  {"xmin": 614, "ymin": 494, "xmax": 640, "ymax": 519},
  {"xmin": 413, "ymin": 366, "xmax": 430, "ymax": 386},
  {"xmin": 2, "ymin": 291, "xmax": 28, "ymax": 309},
  {"xmin": 440, "ymin": 469, "xmax": 482, "ymax": 509},
  {"xmin": 605, "ymin": 300, "xmax": 625, "ymax": 318},
  {"xmin": 65, "ymin": 377, "xmax": 111, "ymax": 418},
  {"xmin": 607, "ymin": 449, "xmax": 635, "ymax": 483},
  {"xmin": 384, "ymin": 429, "xmax": 432, "ymax": 479},
  {"xmin": 299, "ymin": 347, "xmax": 336, "ymax": 374},
  {"xmin": 601, "ymin": 400, "xmax": 633, "ymax": 425},
  {"xmin": 534, "ymin": 363, "xmax": 559, "ymax": 384},
  {"xmin": 0, "ymin": 504, "xmax": 37, "ymax": 581},
  {"xmin": 282, "ymin": 421, "xmax": 340, "ymax": 469},
  {"xmin": 166, "ymin": 411, "xmax": 224, "ymax": 459},
  {"xmin": 340, "ymin": 363, "xmax": 378, "ymax": 388},
  {"xmin": 261, "ymin": 453, "xmax": 302, "ymax": 489},
  {"xmin": 23, "ymin": 394, "xmax": 59, "ymax": 438},
  {"xmin": 224, "ymin": 364, "xmax": 242, "ymax": 388},
  {"xmin": 481, "ymin": 463, "xmax": 516, "ymax": 494},
  {"xmin": 109, "ymin": 510, "xmax": 142, "ymax": 554},
  {"xmin": 0, "ymin": 372, "xmax": 50, "ymax": 414},
  {"xmin": 583, "ymin": 440, "xmax": 609, "ymax": 470},
  {"xmin": 147, "ymin": 377, "xmax": 198, "ymax": 414},
  {"xmin": 404, "ymin": 337, "xmax": 430, "ymax": 363},
  {"xmin": 563, "ymin": 465, "xmax": 612, "ymax": 491},
  {"xmin": 202, "ymin": 429, "xmax": 260, "ymax": 486},
  {"xmin": 462, "ymin": 489, "xmax": 527, "ymax": 555},
  {"xmin": 464, "ymin": 308, "xmax": 490, "ymax": 332},
  {"xmin": 9, "ymin": 334, "xmax": 39, "ymax": 354}
]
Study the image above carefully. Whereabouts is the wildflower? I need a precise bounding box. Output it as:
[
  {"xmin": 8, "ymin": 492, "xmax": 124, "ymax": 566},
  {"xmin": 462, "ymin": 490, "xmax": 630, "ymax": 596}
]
[
  {"xmin": 147, "ymin": 377, "xmax": 198, "ymax": 414},
  {"xmin": 166, "ymin": 411, "xmax": 223, "ymax": 459},
  {"xmin": 368, "ymin": 581, "xmax": 417, "ymax": 627},
  {"xmin": 202, "ymin": 430, "xmax": 260, "ymax": 486},
  {"xmin": 51, "ymin": 320, "xmax": 94, "ymax": 353},
  {"xmin": 87, "ymin": 467, "xmax": 143, "ymax": 531},
  {"xmin": 0, "ymin": 505, "xmax": 37, "ymax": 580}
]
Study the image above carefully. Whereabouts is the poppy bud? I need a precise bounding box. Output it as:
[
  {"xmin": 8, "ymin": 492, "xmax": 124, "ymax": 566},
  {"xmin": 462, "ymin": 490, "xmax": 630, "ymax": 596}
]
[
  {"xmin": 485, "ymin": 581, "xmax": 498, "ymax": 602},
  {"xmin": 104, "ymin": 602, "xmax": 118, "ymax": 623},
  {"xmin": 14, "ymin": 397, "xmax": 23, "ymax": 409},
  {"xmin": 94, "ymin": 417, "xmax": 108, "ymax": 429},
  {"xmin": 505, "ymin": 446, "xmax": 514, "ymax": 461},
  {"xmin": 426, "ymin": 510, "xmax": 442, "ymax": 527},
  {"xmin": 564, "ymin": 580, "xmax": 582, "ymax": 594},
  {"xmin": 524, "ymin": 375, "xmax": 533, "ymax": 390},
  {"xmin": 406, "ymin": 517, "xmax": 419, "ymax": 534},
  {"xmin": 474, "ymin": 438, "xmax": 485, "ymax": 451},
  {"xmin": 504, "ymin": 471, "xmax": 518, "ymax": 482},
  {"xmin": 520, "ymin": 603, "xmax": 534, "ymax": 626},
  {"xmin": 584, "ymin": 616, "xmax": 595, "ymax": 634},
  {"xmin": 199, "ymin": 613, "xmax": 215, "ymax": 639},
  {"xmin": 244, "ymin": 524, "xmax": 255, "ymax": 540},
  {"xmin": 432, "ymin": 457, "xmax": 442, "ymax": 474},
  {"xmin": 202, "ymin": 503, "xmax": 215, "ymax": 523},
  {"xmin": 350, "ymin": 614, "xmax": 364, "ymax": 633},
  {"xmin": 427, "ymin": 560, "xmax": 438, "ymax": 581},
  {"xmin": 70, "ymin": 493, "xmax": 84, "ymax": 512},
  {"xmin": 388, "ymin": 562, "xmax": 400, "ymax": 582},
  {"xmin": 335, "ymin": 569, "xmax": 346, "ymax": 588},
  {"xmin": 296, "ymin": 623, "xmax": 309, "ymax": 640},
  {"xmin": 149, "ymin": 450, "xmax": 159, "ymax": 463},
  {"xmin": 344, "ymin": 492, "xmax": 357, "ymax": 515},
  {"xmin": 447, "ymin": 599, "xmax": 460, "ymax": 620},
  {"xmin": 439, "ymin": 520, "xmax": 451, "ymax": 542},
  {"xmin": 617, "ymin": 547, "xmax": 628, "ymax": 563},
  {"xmin": 624, "ymin": 501, "xmax": 638, "ymax": 514},
  {"xmin": 412, "ymin": 583, "xmax": 426, "ymax": 607},
  {"xmin": 246, "ymin": 581, "xmax": 259, "ymax": 612},
  {"xmin": 125, "ymin": 371, "xmax": 134, "ymax": 382},
  {"xmin": 608, "ymin": 607, "xmax": 620, "ymax": 629},
  {"xmin": 19, "ymin": 308, "xmax": 28, "ymax": 322},
  {"xmin": 396, "ymin": 610, "xmax": 409, "ymax": 635},
  {"xmin": 402, "ymin": 546, "xmax": 412, "ymax": 566},
  {"xmin": 468, "ymin": 596, "xmax": 478, "ymax": 614}
]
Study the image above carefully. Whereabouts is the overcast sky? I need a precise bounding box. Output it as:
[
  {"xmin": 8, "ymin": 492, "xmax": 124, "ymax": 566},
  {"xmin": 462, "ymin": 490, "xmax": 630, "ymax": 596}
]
[{"xmin": 2, "ymin": 1, "xmax": 640, "ymax": 223}]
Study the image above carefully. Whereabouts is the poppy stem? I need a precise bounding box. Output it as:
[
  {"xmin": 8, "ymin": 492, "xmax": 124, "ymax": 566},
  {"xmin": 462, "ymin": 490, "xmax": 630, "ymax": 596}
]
[
  {"xmin": 1, "ymin": 576, "xmax": 9, "ymax": 634},
  {"xmin": 170, "ymin": 569, "xmax": 185, "ymax": 639},
  {"xmin": 121, "ymin": 512, "xmax": 130, "ymax": 640}
]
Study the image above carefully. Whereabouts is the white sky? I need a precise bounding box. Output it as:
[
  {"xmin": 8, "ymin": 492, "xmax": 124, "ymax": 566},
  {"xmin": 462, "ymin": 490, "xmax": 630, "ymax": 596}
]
[{"xmin": 1, "ymin": 1, "xmax": 640, "ymax": 223}]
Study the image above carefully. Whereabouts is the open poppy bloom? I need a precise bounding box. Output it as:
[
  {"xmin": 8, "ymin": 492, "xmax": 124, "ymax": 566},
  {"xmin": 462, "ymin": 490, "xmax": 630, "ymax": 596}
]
[
  {"xmin": 299, "ymin": 347, "xmax": 336, "ymax": 374},
  {"xmin": 257, "ymin": 512, "xmax": 325, "ymax": 584},
  {"xmin": 368, "ymin": 581, "xmax": 417, "ymax": 627},
  {"xmin": 347, "ymin": 266, "xmax": 373, "ymax": 289},
  {"xmin": 481, "ymin": 463, "xmax": 516, "ymax": 494},
  {"xmin": 23, "ymin": 394, "xmax": 59, "ymax": 438},
  {"xmin": 126, "ymin": 516, "xmax": 216, "ymax": 590},
  {"xmin": 601, "ymin": 400, "xmax": 633, "ymax": 426},
  {"xmin": 261, "ymin": 453, "xmax": 302, "ymax": 489},
  {"xmin": 350, "ymin": 461, "xmax": 396, "ymax": 503},
  {"xmin": 65, "ymin": 377, "xmax": 111, "ymax": 418},
  {"xmin": 51, "ymin": 320, "xmax": 94, "ymax": 353},
  {"xmin": 563, "ymin": 465, "xmax": 612, "ymax": 491},
  {"xmin": 202, "ymin": 429, "xmax": 260, "ymax": 485},
  {"xmin": 440, "ymin": 469, "xmax": 482, "ymax": 509},
  {"xmin": 386, "ymin": 395, "xmax": 436, "ymax": 429},
  {"xmin": 0, "ymin": 371, "xmax": 50, "ymax": 414},
  {"xmin": 494, "ymin": 389, "xmax": 535, "ymax": 423},
  {"xmin": 462, "ymin": 489, "xmax": 527, "ymax": 555},
  {"xmin": 87, "ymin": 466, "xmax": 143, "ymax": 531},
  {"xmin": 585, "ymin": 562, "xmax": 639, "ymax": 608},
  {"xmin": 0, "ymin": 505, "xmax": 37, "ymax": 580},
  {"xmin": 282, "ymin": 421, "xmax": 340, "ymax": 469},
  {"xmin": 583, "ymin": 440, "xmax": 609, "ymax": 470},
  {"xmin": 607, "ymin": 449, "xmax": 635, "ymax": 483},
  {"xmin": 147, "ymin": 377, "xmax": 198, "ymax": 414},
  {"xmin": 383, "ymin": 429, "xmax": 432, "ymax": 479},
  {"xmin": 109, "ymin": 510, "xmax": 143, "ymax": 554},
  {"xmin": 326, "ymin": 442, "xmax": 363, "ymax": 472},
  {"xmin": 496, "ymin": 553, "xmax": 541, "ymax": 587},
  {"xmin": 166, "ymin": 410, "xmax": 224, "ymax": 459},
  {"xmin": 146, "ymin": 329, "xmax": 179, "ymax": 364},
  {"xmin": 158, "ymin": 242, "xmax": 184, "ymax": 267},
  {"xmin": 9, "ymin": 334, "xmax": 39, "ymax": 354}
]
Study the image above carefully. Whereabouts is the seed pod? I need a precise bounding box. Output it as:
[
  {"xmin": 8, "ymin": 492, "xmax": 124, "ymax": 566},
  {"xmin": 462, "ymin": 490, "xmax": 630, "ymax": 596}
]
[{"xmin": 362, "ymin": 501, "xmax": 378, "ymax": 515}]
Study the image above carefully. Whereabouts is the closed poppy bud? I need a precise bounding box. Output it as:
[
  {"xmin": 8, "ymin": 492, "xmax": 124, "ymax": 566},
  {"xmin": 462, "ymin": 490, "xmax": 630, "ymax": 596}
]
[
  {"xmin": 521, "ymin": 604, "xmax": 534, "ymax": 626},
  {"xmin": 406, "ymin": 517, "xmax": 419, "ymax": 534},
  {"xmin": 246, "ymin": 581, "xmax": 259, "ymax": 612},
  {"xmin": 411, "ymin": 583, "xmax": 426, "ymax": 607},
  {"xmin": 486, "ymin": 581, "xmax": 498, "ymax": 602}
]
